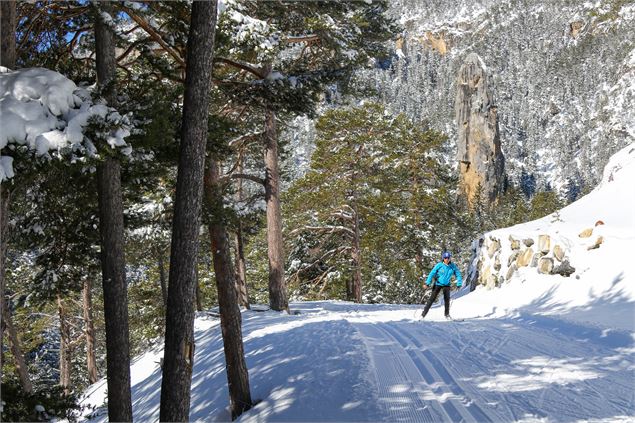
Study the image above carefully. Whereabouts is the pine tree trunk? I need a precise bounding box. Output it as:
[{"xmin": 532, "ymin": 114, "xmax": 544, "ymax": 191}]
[
  {"xmin": 0, "ymin": 186, "xmax": 8, "ymax": 388},
  {"xmin": 95, "ymin": 3, "xmax": 132, "ymax": 419},
  {"xmin": 346, "ymin": 277, "xmax": 354, "ymax": 301},
  {"xmin": 97, "ymin": 157, "xmax": 133, "ymax": 419},
  {"xmin": 83, "ymin": 278, "xmax": 98, "ymax": 385},
  {"xmin": 410, "ymin": 169, "xmax": 425, "ymax": 276},
  {"xmin": 195, "ymin": 271, "xmax": 203, "ymax": 312},
  {"xmin": 158, "ymin": 253, "xmax": 168, "ymax": 309},
  {"xmin": 0, "ymin": 0, "xmax": 16, "ymax": 394},
  {"xmin": 263, "ymin": 109, "xmax": 288, "ymax": 311},
  {"xmin": 234, "ymin": 225, "xmax": 249, "ymax": 309},
  {"xmin": 204, "ymin": 161, "xmax": 252, "ymax": 420},
  {"xmin": 233, "ymin": 162, "xmax": 249, "ymax": 309},
  {"xmin": 351, "ymin": 205, "xmax": 362, "ymax": 303},
  {"xmin": 160, "ymin": 2, "xmax": 217, "ymax": 421},
  {"xmin": 0, "ymin": 1, "xmax": 16, "ymax": 70},
  {"xmin": 57, "ymin": 296, "xmax": 71, "ymax": 394},
  {"xmin": 2, "ymin": 297, "xmax": 32, "ymax": 393}
]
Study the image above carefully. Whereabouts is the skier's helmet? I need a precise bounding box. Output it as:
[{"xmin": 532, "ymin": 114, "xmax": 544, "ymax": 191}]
[{"xmin": 442, "ymin": 251, "xmax": 452, "ymax": 260}]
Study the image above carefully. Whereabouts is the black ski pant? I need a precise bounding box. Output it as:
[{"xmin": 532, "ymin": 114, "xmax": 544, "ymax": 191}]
[{"xmin": 422, "ymin": 285, "xmax": 451, "ymax": 317}]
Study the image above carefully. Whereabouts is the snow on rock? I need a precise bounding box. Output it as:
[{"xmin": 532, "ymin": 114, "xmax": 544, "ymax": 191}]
[
  {"xmin": 0, "ymin": 67, "xmax": 132, "ymax": 182},
  {"xmin": 466, "ymin": 143, "xmax": 635, "ymax": 330}
]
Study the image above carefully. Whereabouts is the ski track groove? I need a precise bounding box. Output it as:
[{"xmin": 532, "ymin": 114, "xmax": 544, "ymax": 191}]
[
  {"xmin": 353, "ymin": 320, "xmax": 438, "ymax": 422},
  {"xmin": 379, "ymin": 322, "xmax": 497, "ymax": 423},
  {"xmin": 352, "ymin": 309, "xmax": 634, "ymax": 422}
]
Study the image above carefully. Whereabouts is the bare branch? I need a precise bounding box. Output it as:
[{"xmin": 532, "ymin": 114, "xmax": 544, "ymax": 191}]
[
  {"xmin": 119, "ymin": 5, "xmax": 186, "ymax": 68},
  {"xmin": 214, "ymin": 57, "xmax": 264, "ymax": 78},
  {"xmin": 283, "ymin": 34, "xmax": 320, "ymax": 44},
  {"xmin": 219, "ymin": 173, "xmax": 265, "ymax": 186},
  {"xmin": 290, "ymin": 225, "xmax": 355, "ymax": 238}
]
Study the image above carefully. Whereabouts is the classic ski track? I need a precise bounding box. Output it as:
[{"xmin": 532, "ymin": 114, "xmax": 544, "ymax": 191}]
[
  {"xmin": 352, "ymin": 319, "xmax": 439, "ymax": 422},
  {"xmin": 422, "ymin": 320, "xmax": 590, "ymax": 418},
  {"xmin": 352, "ymin": 310, "xmax": 633, "ymax": 422},
  {"xmin": 378, "ymin": 322, "xmax": 499, "ymax": 423},
  {"xmin": 353, "ymin": 315, "xmax": 503, "ymax": 422}
]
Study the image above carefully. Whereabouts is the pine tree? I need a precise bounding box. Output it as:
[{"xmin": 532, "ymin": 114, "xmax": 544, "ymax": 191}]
[
  {"xmin": 285, "ymin": 103, "xmax": 453, "ymax": 303},
  {"xmin": 160, "ymin": 2, "xmax": 218, "ymax": 421},
  {"xmin": 213, "ymin": 0, "xmax": 397, "ymax": 310},
  {"xmin": 529, "ymin": 191, "xmax": 563, "ymax": 221},
  {"xmin": 93, "ymin": 2, "xmax": 133, "ymax": 420}
]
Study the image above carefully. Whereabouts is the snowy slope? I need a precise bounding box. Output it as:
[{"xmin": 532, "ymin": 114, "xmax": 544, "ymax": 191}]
[
  {"xmin": 78, "ymin": 146, "xmax": 635, "ymax": 422},
  {"xmin": 465, "ymin": 144, "xmax": 635, "ymax": 332}
]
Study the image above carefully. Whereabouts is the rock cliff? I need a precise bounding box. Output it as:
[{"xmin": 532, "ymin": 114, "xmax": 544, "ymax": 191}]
[
  {"xmin": 455, "ymin": 53, "xmax": 505, "ymax": 206},
  {"xmin": 364, "ymin": 0, "xmax": 635, "ymax": 196}
]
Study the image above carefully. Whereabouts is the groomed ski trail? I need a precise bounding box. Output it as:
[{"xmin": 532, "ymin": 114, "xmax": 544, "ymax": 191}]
[{"xmin": 350, "ymin": 314, "xmax": 634, "ymax": 422}]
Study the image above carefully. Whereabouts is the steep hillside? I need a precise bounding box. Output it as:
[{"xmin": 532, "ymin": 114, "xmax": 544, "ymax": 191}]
[
  {"xmin": 465, "ymin": 143, "xmax": 635, "ymax": 330},
  {"xmin": 365, "ymin": 0, "xmax": 635, "ymax": 195}
]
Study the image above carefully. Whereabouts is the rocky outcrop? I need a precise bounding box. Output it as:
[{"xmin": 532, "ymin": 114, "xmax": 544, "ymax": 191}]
[
  {"xmin": 455, "ymin": 53, "xmax": 505, "ymax": 208},
  {"xmin": 538, "ymin": 235, "xmax": 551, "ymax": 253},
  {"xmin": 569, "ymin": 20, "xmax": 585, "ymax": 38},
  {"xmin": 553, "ymin": 245, "xmax": 565, "ymax": 261},
  {"xmin": 579, "ymin": 228, "xmax": 593, "ymax": 238},
  {"xmin": 537, "ymin": 258, "xmax": 554, "ymax": 274},
  {"xmin": 370, "ymin": 1, "xmax": 634, "ymax": 198},
  {"xmin": 422, "ymin": 31, "xmax": 448, "ymax": 55}
]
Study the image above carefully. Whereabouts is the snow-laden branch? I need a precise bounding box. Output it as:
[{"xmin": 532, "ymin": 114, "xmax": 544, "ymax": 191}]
[
  {"xmin": 228, "ymin": 131, "xmax": 264, "ymax": 148},
  {"xmin": 0, "ymin": 67, "xmax": 132, "ymax": 181},
  {"xmin": 330, "ymin": 210, "xmax": 354, "ymax": 221}
]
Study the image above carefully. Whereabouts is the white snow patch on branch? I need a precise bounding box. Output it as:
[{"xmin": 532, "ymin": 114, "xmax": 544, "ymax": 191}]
[{"xmin": 0, "ymin": 67, "xmax": 132, "ymax": 181}]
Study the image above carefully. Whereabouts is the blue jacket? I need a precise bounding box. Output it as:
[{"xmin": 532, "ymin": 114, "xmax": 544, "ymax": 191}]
[{"xmin": 425, "ymin": 261, "xmax": 463, "ymax": 287}]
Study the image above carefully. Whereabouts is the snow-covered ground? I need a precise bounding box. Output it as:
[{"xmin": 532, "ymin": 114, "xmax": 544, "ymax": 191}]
[{"xmin": 79, "ymin": 144, "xmax": 635, "ymax": 422}]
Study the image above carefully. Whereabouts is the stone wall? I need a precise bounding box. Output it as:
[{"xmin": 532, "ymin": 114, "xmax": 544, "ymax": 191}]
[{"xmin": 466, "ymin": 221, "xmax": 606, "ymax": 290}]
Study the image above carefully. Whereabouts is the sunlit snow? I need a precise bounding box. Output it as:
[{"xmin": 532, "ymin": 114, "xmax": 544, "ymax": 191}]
[{"xmin": 78, "ymin": 145, "xmax": 635, "ymax": 422}]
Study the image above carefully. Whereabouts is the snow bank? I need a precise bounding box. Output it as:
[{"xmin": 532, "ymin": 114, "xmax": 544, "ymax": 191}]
[{"xmin": 464, "ymin": 143, "xmax": 635, "ymax": 330}]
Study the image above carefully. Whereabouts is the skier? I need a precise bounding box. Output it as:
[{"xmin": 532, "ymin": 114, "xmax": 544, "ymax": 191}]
[{"xmin": 421, "ymin": 251, "xmax": 463, "ymax": 320}]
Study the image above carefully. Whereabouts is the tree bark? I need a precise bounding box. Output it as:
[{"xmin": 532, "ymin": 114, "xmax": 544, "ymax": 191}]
[
  {"xmin": 158, "ymin": 253, "xmax": 168, "ymax": 309},
  {"xmin": 2, "ymin": 296, "xmax": 32, "ymax": 393},
  {"xmin": 195, "ymin": 268, "xmax": 203, "ymax": 312},
  {"xmin": 82, "ymin": 278, "xmax": 98, "ymax": 385},
  {"xmin": 0, "ymin": 1, "xmax": 16, "ymax": 69},
  {"xmin": 160, "ymin": 2, "xmax": 217, "ymax": 421},
  {"xmin": 233, "ymin": 160, "xmax": 249, "ymax": 309},
  {"xmin": 233, "ymin": 225, "xmax": 249, "ymax": 309},
  {"xmin": 263, "ymin": 109, "xmax": 288, "ymax": 311},
  {"xmin": 0, "ymin": 186, "xmax": 8, "ymax": 391},
  {"xmin": 0, "ymin": 0, "xmax": 16, "ymax": 397},
  {"xmin": 351, "ymin": 205, "xmax": 362, "ymax": 303},
  {"xmin": 95, "ymin": 2, "xmax": 132, "ymax": 420},
  {"xmin": 97, "ymin": 158, "xmax": 133, "ymax": 420},
  {"xmin": 57, "ymin": 295, "xmax": 71, "ymax": 394},
  {"xmin": 204, "ymin": 160, "xmax": 252, "ymax": 420}
]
